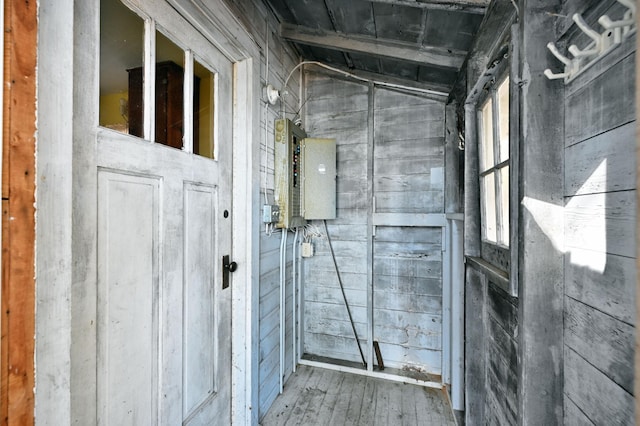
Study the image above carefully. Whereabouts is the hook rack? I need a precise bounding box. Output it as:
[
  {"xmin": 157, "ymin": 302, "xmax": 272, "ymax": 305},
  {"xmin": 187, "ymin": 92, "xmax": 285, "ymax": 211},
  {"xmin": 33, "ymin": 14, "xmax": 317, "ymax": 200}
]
[{"xmin": 545, "ymin": 0, "xmax": 636, "ymax": 83}]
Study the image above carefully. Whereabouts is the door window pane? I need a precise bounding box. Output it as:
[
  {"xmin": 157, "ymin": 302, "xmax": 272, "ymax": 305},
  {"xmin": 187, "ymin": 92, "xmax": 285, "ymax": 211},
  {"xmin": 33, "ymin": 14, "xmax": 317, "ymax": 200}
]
[
  {"xmin": 153, "ymin": 30, "xmax": 186, "ymax": 149},
  {"xmin": 194, "ymin": 60, "xmax": 216, "ymax": 159},
  {"xmin": 99, "ymin": 0, "xmax": 144, "ymax": 134}
]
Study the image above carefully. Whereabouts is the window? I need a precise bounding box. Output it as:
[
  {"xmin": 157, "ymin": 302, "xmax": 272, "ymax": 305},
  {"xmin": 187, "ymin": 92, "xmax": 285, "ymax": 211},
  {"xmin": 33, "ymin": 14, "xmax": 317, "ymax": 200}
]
[
  {"xmin": 99, "ymin": 0, "xmax": 217, "ymax": 158},
  {"xmin": 478, "ymin": 76, "xmax": 509, "ymax": 246}
]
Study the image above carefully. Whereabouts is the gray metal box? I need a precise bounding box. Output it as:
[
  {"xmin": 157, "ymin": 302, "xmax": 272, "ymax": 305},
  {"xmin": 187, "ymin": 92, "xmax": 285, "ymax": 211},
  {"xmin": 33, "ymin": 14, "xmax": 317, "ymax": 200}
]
[{"xmin": 301, "ymin": 138, "xmax": 336, "ymax": 220}]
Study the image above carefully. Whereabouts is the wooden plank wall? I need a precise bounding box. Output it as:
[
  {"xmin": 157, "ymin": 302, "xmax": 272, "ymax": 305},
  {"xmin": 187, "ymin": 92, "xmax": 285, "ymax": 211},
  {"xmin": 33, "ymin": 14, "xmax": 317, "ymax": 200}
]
[
  {"xmin": 1, "ymin": 0, "xmax": 37, "ymax": 424},
  {"xmin": 223, "ymin": 0, "xmax": 303, "ymax": 418},
  {"xmin": 303, "ymin": 74, "xmax": 447, "ymax": 374},
  {"xmin": 372, "ymin": 89, "xmax": 445, "ymax": 373},
  {"xmin": 222, "ymin": 0, "xmax": 303, "ymax": 418},
  {"xmin": 303, "ymin": 74, "xmax": 370, "ymax": 363},
  {"xmin": 561, "ymin": 3, "xmax": 636, "ymax": 422},
  {"xmin": 461, "ymin": 2, "xmax": 520, "ymax": 423},
  {"xmin": 464, "ymin": 264, "xmax": 519, "ymax": 425}
]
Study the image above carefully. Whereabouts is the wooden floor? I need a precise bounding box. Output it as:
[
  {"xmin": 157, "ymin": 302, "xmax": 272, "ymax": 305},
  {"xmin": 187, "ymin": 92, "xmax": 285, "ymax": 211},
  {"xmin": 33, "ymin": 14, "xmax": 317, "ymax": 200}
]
[{"xmin": 261, "ymin": 365, "xmax": 456, "ymax": 425}]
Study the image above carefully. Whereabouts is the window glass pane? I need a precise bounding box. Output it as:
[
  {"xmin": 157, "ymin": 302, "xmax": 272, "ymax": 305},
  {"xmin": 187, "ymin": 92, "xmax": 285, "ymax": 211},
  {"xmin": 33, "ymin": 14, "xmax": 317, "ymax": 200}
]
[
  {"xmin": 99, "ymin": 0, "xmax": 144, "ymax": 134},
  {"xmin": 153, "ymin": 30, "xmax": 186, "ymax": 149},
  {"xmin": 482, "ymin": 173, "xmax": 497, "ymax": 243},
  {"xmin": 194, "ymin": 60, "xmax": 215, "ymax": 159},
  {"xmin": 497, "ymin": 77, "xmax": 510, "ymax": 163},
  {"xmin": 480, "ymin": 99, "xmax": 494, "ymax": 171},
  {"xmin": 500, "ymin": 166, "xmax": 510, "ymax": 246}
]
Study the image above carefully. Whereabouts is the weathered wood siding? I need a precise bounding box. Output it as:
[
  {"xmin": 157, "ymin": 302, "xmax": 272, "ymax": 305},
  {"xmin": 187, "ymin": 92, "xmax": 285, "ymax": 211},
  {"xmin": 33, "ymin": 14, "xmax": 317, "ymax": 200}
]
[
  {"xmin": 224, "ymin": 0, "xmax": 303, "ymax": 418},
  {"xmin": 464, "ymin": 264, "xmax": 519, "ymax": 425},
  {"xmin": 303, "ymin": 73, "xmax": 447, "ymax": 374},
  {"xmin": 561, "ymin": 3, "xmax": 636, "ymax": 422},
  {"xmin": 461, "ymin": 2, "xmax": 520, "ymax": 423},
  {"xmin": 372, "ymin": 89, "xmax": 445, "ymax": 373},
  {"xmin": 303, "ymin": 74, "xmax": 370, "ymax": 363}
]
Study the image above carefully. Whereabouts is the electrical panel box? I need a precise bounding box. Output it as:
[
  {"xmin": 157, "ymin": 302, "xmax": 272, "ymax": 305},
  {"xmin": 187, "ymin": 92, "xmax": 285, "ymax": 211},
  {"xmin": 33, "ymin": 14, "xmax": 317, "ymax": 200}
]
[
  {"xmin": 301, "ymin": 138, "xmax": 336, "ymax": 220},
  {"xmin": 274, "ymin": 119, "xmax": 307, "ymax": 229}
]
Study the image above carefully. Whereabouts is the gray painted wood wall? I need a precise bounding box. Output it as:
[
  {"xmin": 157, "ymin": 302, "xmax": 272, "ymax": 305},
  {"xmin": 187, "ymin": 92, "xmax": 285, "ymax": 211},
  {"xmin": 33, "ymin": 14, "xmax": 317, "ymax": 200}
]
[
  {"xmin": 223, "ymin": 0, "xmax": 302, "ymax": 418},
  {"xmin": 560, "ymin": 3, "xmax": 636, "ymax": 422},
  {"xmin": 464, "ymin": 1, "xmax": 636, "ymax": 424},
  {"xmin": 302, "ymin": 72, "xmax": 447, "ymax": 374}
]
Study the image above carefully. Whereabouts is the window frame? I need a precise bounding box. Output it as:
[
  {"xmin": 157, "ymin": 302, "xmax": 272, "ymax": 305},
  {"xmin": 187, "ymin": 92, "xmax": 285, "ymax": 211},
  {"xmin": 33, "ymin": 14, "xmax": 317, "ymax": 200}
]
[
  {"xmin": 477, "ymin": 73, "xmax": 510, "ymax": 249},
  {"xmin": 99, "ymin": 0, "xmax": 220, "ymax": 159}
]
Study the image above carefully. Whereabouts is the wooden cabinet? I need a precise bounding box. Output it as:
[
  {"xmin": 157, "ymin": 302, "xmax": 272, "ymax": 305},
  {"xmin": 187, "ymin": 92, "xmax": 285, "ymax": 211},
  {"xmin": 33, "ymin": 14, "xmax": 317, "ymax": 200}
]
[{"xmin": 128, "ymin": 61, "xmax": 200, "ymax": 150}]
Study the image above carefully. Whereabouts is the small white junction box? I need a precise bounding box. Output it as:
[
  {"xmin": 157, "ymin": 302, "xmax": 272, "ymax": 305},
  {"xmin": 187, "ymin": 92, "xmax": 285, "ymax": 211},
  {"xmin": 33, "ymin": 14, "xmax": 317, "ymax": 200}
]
[{"xmin": 301, "ymin": 242, "xmax": 314, "ymax": 258}]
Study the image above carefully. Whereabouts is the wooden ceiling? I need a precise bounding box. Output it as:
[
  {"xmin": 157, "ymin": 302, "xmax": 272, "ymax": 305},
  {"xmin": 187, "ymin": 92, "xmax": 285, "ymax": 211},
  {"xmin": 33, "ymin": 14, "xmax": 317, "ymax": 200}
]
[{"xmin": 263, "ymin": 0, "xmax": 489, "ymax": 94}]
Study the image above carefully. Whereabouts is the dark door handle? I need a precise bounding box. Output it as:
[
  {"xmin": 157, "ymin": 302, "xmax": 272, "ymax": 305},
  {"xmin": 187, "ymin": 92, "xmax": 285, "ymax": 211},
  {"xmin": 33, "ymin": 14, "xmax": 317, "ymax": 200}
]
[
  {"xmin": 222, "ymin": 255, "xmax": 236, "ymax": 289},
  {"xmin": 225, "ymin": 261, "xmax": 237, "ymax": 272}
]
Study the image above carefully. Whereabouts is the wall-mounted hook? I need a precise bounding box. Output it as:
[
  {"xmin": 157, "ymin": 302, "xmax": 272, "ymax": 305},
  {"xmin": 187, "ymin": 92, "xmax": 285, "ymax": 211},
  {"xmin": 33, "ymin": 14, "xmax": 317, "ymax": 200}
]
[
  {"xmin": 573, "ymin": 13, "xmax": 602, "ymax": 44},
  {"xmin": 547, "ymin": 42, "xmax": 572, "ymax": 66},
  {"xmin": 599, "ymin": 0, "xmax": 636, "ymax": 38},
  {"xmin": 544, "ymin": 69, "xmax": 570, "ymax": 80},
  {"xmin": 545, "ymin": 6, "xmax": 635, "ymax": 83},
  {"xmin": 598, "ymin": 15, "xmax": 634, "ymax": 30},
  {"xmin": 545, "ymin": 42, "xmax": 573, "ymax": 82},
  {"xmin": 617, "ymin": 0, "xmax": 636, "ymax": 16}
]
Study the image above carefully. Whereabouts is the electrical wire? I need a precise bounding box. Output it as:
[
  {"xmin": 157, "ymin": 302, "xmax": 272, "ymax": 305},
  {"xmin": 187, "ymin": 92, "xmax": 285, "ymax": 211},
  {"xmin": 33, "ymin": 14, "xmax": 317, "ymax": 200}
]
[
  {"xmin": 292, "ymin": 228, "xmax": 299, "ymax": 373},
  {"xmin": 279, "ymin": 229, "xmax": 287, "ymax": 393},
  {"xmin": 323, "ymin": 220, "xmax": 367, "ymax": 367},
  {"xmin": 281, "ymin": 60, "xmax": 448, "ymax": 107},
  {"xmin": 263, "ymin": 19, "xmax": 270, "ymax": 207}
]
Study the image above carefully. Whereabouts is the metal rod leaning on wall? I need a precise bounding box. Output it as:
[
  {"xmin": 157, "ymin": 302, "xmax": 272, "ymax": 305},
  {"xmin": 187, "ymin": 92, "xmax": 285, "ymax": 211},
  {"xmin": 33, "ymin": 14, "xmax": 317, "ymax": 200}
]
[{"xmin": 323, "ymin": 220, "xmax": 367, "ymax": 367}]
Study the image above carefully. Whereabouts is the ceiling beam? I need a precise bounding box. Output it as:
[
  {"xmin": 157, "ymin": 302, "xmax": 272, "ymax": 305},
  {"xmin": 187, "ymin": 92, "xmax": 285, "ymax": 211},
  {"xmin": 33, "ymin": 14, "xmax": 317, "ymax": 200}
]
[
  {"xmin": 280, "ymin": 23, "xmax": 466, "ymax": 70},
  {"xmin": 367, "ymin": 0, "xmax": 488, "ymax": 14}
]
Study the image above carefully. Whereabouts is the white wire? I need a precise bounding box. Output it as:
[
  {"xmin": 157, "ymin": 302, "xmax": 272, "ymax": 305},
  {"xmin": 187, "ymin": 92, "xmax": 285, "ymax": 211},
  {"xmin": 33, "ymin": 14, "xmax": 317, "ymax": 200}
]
[
  {"xmin": 292, "ymin": 228, "xmax": 299, "ymax": 373},
  {"xmin": 279, "ymin": 229, "xmax": 286, "ymax": 393},
  {"xmin": 263, "ymin": 20, "xmax": 270, "ymax": 206},
  {"xmin": 282, "ymin": 60, "xmax": 448, "ymax": 101}
]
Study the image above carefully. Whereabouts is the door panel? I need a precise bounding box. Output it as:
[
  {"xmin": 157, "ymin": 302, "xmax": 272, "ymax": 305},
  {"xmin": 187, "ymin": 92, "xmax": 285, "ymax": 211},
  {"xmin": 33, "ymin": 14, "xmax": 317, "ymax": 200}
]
[
  {"xmin": 183, "ymin": 184, "xmax": 217, "ymax": 417},
  {"xmin": 97, "ymin": 171, "xmax": 160, "ymax": 425}
]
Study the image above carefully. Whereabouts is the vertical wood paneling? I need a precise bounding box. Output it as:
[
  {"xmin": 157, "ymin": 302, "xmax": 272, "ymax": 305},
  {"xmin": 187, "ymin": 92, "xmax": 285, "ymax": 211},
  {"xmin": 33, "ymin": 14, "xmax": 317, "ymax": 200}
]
[{"xmin": 484, "ymin": 282, "xmax": 518, "ymax": 424}]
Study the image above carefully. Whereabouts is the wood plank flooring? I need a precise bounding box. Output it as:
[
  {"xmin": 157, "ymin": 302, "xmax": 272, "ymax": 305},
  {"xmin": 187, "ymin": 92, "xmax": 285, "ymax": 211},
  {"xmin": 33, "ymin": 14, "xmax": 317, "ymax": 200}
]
[{"xmin": 260, "ymin": 365, "xmax": 456, "ymax": 425}]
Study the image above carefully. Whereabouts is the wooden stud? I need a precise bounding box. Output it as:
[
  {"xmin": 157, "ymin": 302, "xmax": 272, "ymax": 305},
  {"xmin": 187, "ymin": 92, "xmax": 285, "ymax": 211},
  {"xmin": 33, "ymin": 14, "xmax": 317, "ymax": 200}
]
[
  {"xmin": 517, "ymin": 1, "xmax": 564, "ymax": 423},
  {"xmin": 635, "ymin": 4, "xmax": 639, "ymax": 424},
  {"xmin": 1, "ymin": 0, "xmax": 38, "ymax": 424},
  {"xmin": 366, "ymin": 83, "xmax": 375, "ymax": 372}
]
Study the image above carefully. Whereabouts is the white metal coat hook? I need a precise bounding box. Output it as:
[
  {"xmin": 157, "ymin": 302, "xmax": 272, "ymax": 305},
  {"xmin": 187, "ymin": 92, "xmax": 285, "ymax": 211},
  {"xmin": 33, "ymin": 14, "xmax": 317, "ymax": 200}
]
[
  {"xmin": 599, "ymin": 0, "xmax": 636, "ymax": 39},
  {"xmin": 545, "ymin": 3, "xmax": 636, "ymax": 83},
  {"xmin": 569, "ymin": 13, "xmax": 603, "ymax": 57},
  {"xmin": 544, "ymin": 42, "xmax": 573, "ymax": 80}
]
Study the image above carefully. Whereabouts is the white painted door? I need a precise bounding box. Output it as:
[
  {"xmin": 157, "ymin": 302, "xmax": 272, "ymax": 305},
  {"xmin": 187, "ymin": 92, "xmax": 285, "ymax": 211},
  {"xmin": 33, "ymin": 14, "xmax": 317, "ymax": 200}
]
[{"xmin": 95, "ymin": 5, "xmax": 234, "ymax": 423}]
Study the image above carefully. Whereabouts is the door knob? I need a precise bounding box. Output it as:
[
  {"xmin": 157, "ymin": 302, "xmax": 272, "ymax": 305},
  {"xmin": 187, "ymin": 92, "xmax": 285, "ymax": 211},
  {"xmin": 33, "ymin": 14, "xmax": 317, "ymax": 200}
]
[
  {"xmin": 222, "ymin": 255, "xmax": 237, "ymax": 289},
  {"xmin": 225, "ymin": 260, "xmax": 237, "ymax": 272}
]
